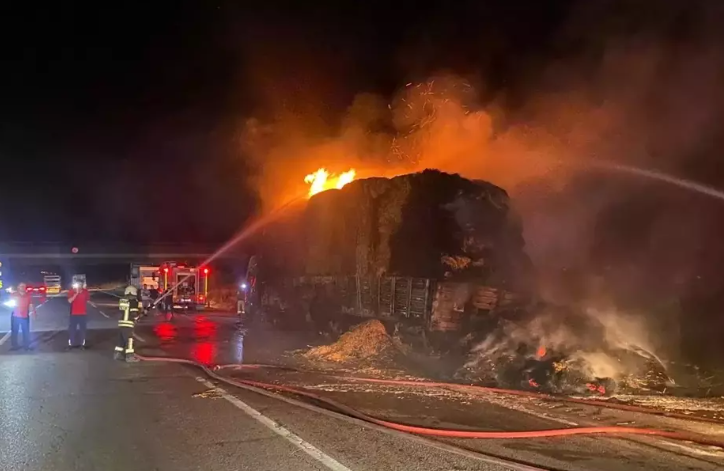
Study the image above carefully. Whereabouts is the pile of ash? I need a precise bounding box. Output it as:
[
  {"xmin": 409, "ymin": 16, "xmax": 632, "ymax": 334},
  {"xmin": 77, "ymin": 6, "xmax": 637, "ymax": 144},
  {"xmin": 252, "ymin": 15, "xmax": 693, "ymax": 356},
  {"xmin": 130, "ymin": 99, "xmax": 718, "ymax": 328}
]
[{"xmin": 304, "ymin": 319, "xmax": 407, "ymax": 365}]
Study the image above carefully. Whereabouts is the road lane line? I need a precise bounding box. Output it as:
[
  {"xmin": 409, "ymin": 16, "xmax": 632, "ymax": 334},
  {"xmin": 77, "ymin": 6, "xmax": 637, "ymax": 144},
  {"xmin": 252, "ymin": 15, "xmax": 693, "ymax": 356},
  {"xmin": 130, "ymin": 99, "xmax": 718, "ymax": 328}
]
[
  {"xmin": 0, "ymin": 331, "xmax": 10, "ymax": 346},
  {"xmin": 133, "ymin": 333, "xmax": 147, "ymax": 343},
  {"xmin": 90, "ymin": 302, "xmax": 98, "ymax": 308},
  {"xmin": 99, "ymin": 311, "xmax": 110, "ymax": 319},
  {"xmin": 195, "ymin": 377, "xmax": 353, "ymax": 471}
]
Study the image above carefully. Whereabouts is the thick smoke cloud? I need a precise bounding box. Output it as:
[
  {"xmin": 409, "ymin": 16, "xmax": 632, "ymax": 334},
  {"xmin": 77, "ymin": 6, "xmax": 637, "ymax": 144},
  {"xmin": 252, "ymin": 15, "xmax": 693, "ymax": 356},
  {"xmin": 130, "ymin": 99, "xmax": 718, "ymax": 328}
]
[{"xmin": 238, "ymin": 1, "xmax": 724, "ymax": 365}]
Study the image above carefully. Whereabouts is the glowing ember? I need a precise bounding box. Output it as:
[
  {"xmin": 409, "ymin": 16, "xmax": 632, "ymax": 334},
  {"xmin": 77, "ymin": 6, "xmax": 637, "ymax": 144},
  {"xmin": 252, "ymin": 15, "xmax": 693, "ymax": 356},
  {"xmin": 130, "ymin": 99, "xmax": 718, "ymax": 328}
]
[{"xmin": 304, "ymin": 168, "xmax": 356, "ymax": 197}]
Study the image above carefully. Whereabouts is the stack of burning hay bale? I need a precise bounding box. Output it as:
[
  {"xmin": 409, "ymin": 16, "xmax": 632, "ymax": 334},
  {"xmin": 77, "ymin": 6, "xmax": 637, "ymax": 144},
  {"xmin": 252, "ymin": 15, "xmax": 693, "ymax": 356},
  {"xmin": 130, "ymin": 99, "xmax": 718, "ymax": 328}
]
[
  {"xmin": 302, "ymin": 169, "xmax": 533, "ymax": 283},
  {"xmin": 256, "ymin": 169, "xmax": 534, "ymax": 337}
]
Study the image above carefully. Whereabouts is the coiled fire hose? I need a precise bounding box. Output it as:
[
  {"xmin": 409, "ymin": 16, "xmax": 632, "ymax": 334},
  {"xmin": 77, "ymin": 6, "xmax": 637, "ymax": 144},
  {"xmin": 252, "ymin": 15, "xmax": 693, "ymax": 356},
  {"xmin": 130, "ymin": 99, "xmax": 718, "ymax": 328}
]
[{"xmin": 134, "ymin": 354, "xmax": 724, "ymax": 448}]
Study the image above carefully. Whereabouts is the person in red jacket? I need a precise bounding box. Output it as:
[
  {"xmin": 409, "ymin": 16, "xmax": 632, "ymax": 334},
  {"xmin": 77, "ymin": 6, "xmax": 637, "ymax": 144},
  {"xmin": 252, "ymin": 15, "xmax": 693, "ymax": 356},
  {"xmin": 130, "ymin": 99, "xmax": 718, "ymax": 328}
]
[
  {"xmin": 67, "ymin": 282, "xmax": 90, "ymax": 349},
  {"xmin": 10, "ymin": 282, "xmax": 36, "ymax": 351}
]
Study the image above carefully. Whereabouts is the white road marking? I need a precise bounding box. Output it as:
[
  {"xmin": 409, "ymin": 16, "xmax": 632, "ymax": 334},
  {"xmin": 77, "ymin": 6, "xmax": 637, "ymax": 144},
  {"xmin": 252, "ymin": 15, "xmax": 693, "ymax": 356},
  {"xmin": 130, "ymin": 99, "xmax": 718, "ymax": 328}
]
[
  {"xmin": 0, "ymin": 331, "xmax": 10, "ymax": 346},
  {"xmin": 133, "ymin": 333, "xmax": 147, "ymax": 343},
  {"xmin": 195, "ymin": 377, "xmax": 353, "ymax": 471},
  {"xmin": 657, "ymin": 439, "xmax": 724, "ymax": 458},
  {"xmin": 90, "ymin": 302, "xmax": 97, "ymax": 308},
  {"xmin": 99, "ymin": 311, "xmax": 110, "ymax": 319},
  {"xmin": 514, "ymin": 406, "xmax": 579, "ymax": 426}
]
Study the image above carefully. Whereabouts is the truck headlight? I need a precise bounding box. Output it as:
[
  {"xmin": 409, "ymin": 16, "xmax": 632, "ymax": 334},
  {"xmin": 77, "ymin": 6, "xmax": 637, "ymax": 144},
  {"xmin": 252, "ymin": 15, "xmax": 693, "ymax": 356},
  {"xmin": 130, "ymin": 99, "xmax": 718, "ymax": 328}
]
[{"xmin": 3, "ymin": 299, "xmax": 17, "ymax": 308}]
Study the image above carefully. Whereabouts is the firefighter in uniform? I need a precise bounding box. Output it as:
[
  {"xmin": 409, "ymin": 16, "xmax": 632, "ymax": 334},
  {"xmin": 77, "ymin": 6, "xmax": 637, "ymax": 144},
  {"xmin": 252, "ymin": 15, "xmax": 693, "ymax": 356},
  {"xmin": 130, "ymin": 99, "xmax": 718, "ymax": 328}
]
[{"xmin": 115, "ymin": 285, "xmax": 140, "ymax": 362}]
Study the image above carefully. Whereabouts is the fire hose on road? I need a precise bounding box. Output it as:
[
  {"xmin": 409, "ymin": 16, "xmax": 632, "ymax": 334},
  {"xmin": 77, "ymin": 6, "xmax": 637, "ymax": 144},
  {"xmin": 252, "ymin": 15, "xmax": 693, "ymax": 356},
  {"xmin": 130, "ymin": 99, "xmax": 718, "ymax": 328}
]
[
  {"xmin": 134, "ymin": 354, "xmax": 724, "ymax": 449},
  {"xmin": 215, "ymin": 363, "xmax": 724, "ymax": 426}
]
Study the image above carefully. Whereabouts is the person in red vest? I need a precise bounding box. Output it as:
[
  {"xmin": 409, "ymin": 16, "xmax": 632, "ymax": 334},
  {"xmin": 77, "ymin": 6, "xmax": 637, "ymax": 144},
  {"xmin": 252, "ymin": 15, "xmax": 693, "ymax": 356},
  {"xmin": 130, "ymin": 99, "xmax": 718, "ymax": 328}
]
[
  {"xmin": 67, "ymin": 281, "xmax": 90, "ymax": 349},
  {"xmin": 10, "ymin": 282, "xmax": 36, "ymax": 351}
]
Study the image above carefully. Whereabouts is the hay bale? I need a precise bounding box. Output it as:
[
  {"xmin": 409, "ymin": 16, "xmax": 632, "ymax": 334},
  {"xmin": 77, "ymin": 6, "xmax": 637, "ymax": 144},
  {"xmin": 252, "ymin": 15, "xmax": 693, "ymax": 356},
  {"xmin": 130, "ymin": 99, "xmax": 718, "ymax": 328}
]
[
  {"xmin": 304, "ymin": 191, "xmax": 347, "ymax": 275},
  {"xmin": 255, "ymin": 201, "xmax": 308, "ymax": 279},
  {"xmin": 304, "ymin": 319, "xmax": 398, "ymax": 363},
  {"xmin": 300, "ymin": 169, "xmax": 532, "ymax": 289},
  {"xmin": 374, "ymin": 177, "xmax": 411, "ymax": 276}
]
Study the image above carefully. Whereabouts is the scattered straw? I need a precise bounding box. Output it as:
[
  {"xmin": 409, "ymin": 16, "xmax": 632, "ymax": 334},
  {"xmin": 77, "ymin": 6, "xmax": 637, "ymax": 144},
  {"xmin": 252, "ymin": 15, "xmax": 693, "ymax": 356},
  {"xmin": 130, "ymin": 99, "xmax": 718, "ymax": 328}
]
[{"xmin": 305, "ymin": 320, "xmax": 399, "ymax": 363}]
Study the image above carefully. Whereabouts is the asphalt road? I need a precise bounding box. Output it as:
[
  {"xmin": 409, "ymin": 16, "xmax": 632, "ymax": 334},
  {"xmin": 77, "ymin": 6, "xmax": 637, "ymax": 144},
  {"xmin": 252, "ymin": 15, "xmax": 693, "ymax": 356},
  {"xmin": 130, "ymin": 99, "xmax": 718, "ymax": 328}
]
[{"xmin": 0, "ymin": 294, "xmax": 722, "ymax": 471}]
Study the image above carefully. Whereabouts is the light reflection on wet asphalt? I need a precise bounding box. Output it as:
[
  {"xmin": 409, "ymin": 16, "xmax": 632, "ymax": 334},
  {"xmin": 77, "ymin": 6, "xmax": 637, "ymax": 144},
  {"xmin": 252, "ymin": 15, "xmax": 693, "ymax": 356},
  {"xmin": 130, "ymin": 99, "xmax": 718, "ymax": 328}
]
[{"xmin": 147, "ymin": 314, "xmax": 245, "ymax": 366}]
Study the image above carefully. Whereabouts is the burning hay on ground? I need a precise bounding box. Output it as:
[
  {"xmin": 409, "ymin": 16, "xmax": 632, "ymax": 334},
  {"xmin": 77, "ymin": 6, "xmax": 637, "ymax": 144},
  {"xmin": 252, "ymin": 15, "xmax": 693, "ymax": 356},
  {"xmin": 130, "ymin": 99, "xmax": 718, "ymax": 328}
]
[
  {"xmin": 304, "ymin": 319, "xmax": 407, "ymax": 366},
  {"xmin": 457, "ymin": 303, "xmax": 680, "ymax": 396}
]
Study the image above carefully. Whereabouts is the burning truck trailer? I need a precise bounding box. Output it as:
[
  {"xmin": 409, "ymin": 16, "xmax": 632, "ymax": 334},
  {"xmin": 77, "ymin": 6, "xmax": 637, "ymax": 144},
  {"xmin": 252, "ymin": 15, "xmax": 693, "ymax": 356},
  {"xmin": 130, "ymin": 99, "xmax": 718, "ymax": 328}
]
[
  {"xmin": 249, "ymin": 171, "xmax": 602, "ymax": 377},
  {"xmin": 250, "ymin": 170, "xmax": 631, "ymax": 395},
  {"xmin": 250, "ymin": 169, "xmax": 534, "ymax": 324}
]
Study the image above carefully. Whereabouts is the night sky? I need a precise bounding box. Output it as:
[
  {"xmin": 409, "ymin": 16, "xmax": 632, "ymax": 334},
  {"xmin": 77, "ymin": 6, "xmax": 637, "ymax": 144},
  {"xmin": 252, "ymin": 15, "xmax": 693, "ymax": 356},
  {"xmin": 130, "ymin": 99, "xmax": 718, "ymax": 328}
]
[{"xmin": 2, "ymin": 2, "xmax": 248, "ymax": 243}]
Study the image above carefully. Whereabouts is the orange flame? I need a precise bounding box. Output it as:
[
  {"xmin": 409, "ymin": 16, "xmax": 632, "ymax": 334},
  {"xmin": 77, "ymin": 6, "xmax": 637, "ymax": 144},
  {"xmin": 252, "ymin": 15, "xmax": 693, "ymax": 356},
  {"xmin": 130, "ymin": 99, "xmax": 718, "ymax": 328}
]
[{"xmin": 304, "ymin": 168, "xmax": 356, "ymax": 197}]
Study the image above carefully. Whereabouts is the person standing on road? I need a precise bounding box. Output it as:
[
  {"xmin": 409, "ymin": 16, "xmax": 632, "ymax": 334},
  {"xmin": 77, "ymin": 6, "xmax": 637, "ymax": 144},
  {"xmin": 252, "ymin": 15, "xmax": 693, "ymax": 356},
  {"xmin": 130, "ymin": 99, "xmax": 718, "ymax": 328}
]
[
  {"xmin": 149, "ymin": 284, "xmax": 159, "ymax": 315},
  {"xmin": 115, "ymin": 285, "xmax": 140, "ymax": 362},
  {"xmin": 9, "ymin": 282, "xmax": 36, "ymax": 351},
  {"xmin": 157, "ymin": 288, "xmax": 168, "ymax": 316},
  {"xmin": 140, "ymin": 284, "xmax": 151, "ymax": 315},
  {"xmin": 161, "ymin": 287, "xmax": 174, "ymax": 321},
  {"xmin": 67, "ymin": 282, "xmax": 90, "ymax": 349}
]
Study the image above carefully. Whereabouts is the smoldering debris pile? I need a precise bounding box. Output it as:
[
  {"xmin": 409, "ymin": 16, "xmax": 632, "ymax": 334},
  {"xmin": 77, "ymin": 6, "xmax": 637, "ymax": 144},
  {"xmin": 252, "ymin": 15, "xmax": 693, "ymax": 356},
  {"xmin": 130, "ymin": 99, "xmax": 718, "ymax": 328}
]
[
  {"xmin": 458, "ymin": 304, "xmax": 675, "ymax": 395},
  {"xmin": 298, "ymin": 169, "xmax": 532, "ymax": 286},
  {"xmin": 304, "ymin": 319, "xmax": 403, "ymax": 364}
]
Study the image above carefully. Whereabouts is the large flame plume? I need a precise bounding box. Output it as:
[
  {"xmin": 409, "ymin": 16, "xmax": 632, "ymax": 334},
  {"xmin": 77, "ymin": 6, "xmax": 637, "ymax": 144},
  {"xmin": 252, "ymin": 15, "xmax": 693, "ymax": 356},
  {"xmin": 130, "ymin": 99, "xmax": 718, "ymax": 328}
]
[{"xmin": 304, "ymin": 168, "xmax": 356, "ymax": 197}]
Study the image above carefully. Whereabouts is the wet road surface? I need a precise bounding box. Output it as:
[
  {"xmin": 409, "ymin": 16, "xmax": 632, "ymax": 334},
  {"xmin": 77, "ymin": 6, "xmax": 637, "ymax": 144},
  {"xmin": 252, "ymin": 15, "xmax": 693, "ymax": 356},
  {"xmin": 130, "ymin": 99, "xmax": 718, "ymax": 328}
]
[{"xmin": 1, "ymin": 293, "xmax": 722, "ymax": 471}]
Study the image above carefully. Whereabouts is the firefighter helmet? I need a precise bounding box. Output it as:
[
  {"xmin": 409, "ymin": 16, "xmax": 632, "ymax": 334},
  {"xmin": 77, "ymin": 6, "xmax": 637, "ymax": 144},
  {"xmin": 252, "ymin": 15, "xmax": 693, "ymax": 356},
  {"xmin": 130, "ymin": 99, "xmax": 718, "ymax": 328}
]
[{"xmin": 124, "ymin": 285, "xmax": 138, "ymax": 296}]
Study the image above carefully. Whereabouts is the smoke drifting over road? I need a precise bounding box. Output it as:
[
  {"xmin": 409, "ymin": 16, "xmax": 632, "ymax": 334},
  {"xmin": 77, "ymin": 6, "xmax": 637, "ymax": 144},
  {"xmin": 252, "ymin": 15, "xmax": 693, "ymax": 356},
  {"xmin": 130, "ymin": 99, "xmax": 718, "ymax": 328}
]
[{"xmin": 239, "ymin": 1, "xmax": 724, "ymax": 365}]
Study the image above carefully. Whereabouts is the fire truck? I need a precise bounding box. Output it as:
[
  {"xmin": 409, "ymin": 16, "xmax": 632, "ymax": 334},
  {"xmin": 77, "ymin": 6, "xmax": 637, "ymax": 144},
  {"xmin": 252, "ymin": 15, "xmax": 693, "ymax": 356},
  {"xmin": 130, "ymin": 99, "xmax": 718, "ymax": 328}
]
[{"xmin": 130, "ymin": 261, "xmax": 210, "ymax": 311}]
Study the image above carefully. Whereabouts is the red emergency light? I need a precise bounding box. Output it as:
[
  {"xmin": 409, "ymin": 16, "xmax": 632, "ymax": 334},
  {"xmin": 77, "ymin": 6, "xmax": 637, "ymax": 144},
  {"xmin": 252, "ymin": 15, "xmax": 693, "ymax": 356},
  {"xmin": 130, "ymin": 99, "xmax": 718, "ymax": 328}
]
[
  {"xmin": 203, "ymin": 268, "xmax": 209, "ymax": 274},
  {"xmin": 163, "ymin": 268, "xmax": 169, "ymax": 273}
]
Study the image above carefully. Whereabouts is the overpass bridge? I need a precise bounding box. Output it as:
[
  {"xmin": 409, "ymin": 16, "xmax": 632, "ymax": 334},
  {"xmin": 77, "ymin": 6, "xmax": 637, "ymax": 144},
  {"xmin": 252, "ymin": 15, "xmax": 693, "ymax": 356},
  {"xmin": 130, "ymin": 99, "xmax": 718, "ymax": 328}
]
[{"xmin": 0, "ymin": 243, "xmax": 246, "ymax": 262}]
